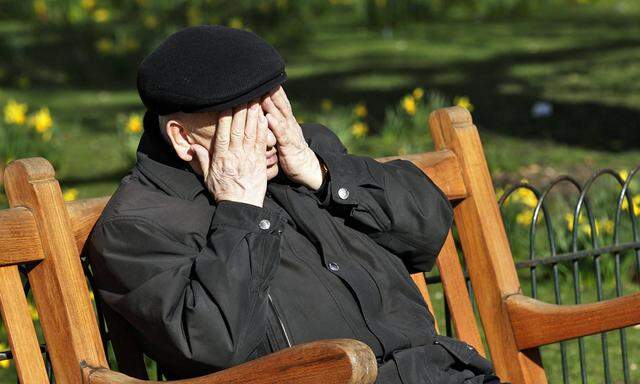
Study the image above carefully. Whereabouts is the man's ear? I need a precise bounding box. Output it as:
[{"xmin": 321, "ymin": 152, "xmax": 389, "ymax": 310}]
[{"xmin": 164, "ymin": 119, "xmax": 194, "ymax": 162}]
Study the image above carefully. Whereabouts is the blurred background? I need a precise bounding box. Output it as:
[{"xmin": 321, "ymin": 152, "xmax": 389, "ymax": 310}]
[{"xmin": 1, "ymin": 0, "xmax": 639, "ymax": 383}]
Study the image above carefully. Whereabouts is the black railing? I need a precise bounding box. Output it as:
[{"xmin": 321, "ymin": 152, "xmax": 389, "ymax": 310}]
[{"xmin": 426, "ymin": 165, "xmax": 640, "ymax": 384}]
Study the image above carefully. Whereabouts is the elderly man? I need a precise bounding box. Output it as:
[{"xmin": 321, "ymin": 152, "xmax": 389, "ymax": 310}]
[{"xmin": 88, "ymin": 26, "xmax": 500, "ymax": 383}]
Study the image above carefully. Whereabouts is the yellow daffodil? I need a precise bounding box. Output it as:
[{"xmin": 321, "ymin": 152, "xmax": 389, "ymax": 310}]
[
  {"xmin": 93, "ymin": 8, "xmax": 110, "ymax": 23},
  {"xmin": 565, "ymin": 213, "xmax": 583, "ymax": 232},
  {"xmin": 0, "ymin": 342, "xmax": 10, "ymax": 368},
  {"xmin": 29, "ymin": 303, "xmax": 39, "ymax": 320},
  {"xmin": 126, "ymin": 114, "xmax": 143, "ymax": 134},
  {"xmin": 619, "ymin": 169, "xmax": 629, "ymax": 182},
  {"xmin": 95, "ymin": 38, "xmax": 114, "ymax": 54},
  {"xmin": 454, "ymin": 96, "xmax": 474, "ymax": 112},
  {"xmin": 580, "ymin": 221, "xmax": 600, "ymax": 237},
  {"xmin": 516, "ymin": 210, "xmax": 533, "ymax": 226},
  {"xmin": 63, "ymin": 188, "xmax": 79, "ymax": 202},
  {"xmin": 33, "ymin": 0, "xmax": 48, "ymax": 19},
  {"xmin": 321, "ymin": 99, "xmax": 333, "ymax": 112},
  {"xmin": 81, "ymin": 0, "xmax": 96, "ymax": 10},
  {"xmin": 4, "ymin": 100, "xmax": 28, "ymax": 125},
  {"xmin": 402, "ymin": 95, "xmax": 416, "ymax": 116},
  {"xmin": 29, "ymin": 107, "xmax": 53, "ymax": 133},
  {"xmin": 259, "ymin": 2, "xmax": 271, "ymax": 12},
  {"xmin": 516, "ymin": 188, "xmax": 537, "ymax": 208},
  {"xmin": 412, "ymin": 87, "xmax": 424, "ymax": 100},
  {"xmin": 124, "ymin": 37, "xmax": 140, "ymax": 52},
  {"xmin": 351, "ymin": 122, "xmax": 369, "ymax": 138},
  {"xmin": 602, "ymin": 219, "xmax": 615, "ymax": 235},
  {"xmin": 353, "ymin": 102, "xmax": 367, "ymax": 118},
  {"xmin": 621, "ymin": 194, "xmax": 640, "ymax": 215},
  {"xmin": 143, "ymin": 15, "xmax": 158, "ymax": 29},
  {"xmin": 228, "ymin": 17, "xmax": 243, "ymax": 29},
  {"xmin": 565, "ymin": 212, "xmax": 600, "ymax": 234},
  {"xmin": 187, "ymin": 6, "xmax": 203, "ymax": 25}
]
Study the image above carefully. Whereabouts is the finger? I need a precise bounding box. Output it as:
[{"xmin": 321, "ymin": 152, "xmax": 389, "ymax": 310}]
[
  {"xmin": 266, "ymin": 113, "xmax": 289, "ymax": 145},
  {"xmin": 190, "ymin": 144, "xmax": 211, "ymax": 178},
  {"xmin": 229, "ymin": 105, "xmax": 247, "ymax": 151},
  {"xmin": 244, "ymin": 102, "xmax": 259, "ymax": 146},
  {"xmin": 214, "ymin": 110, "xmax": 232, "ymax": 154},
  {"xmin": 260, "ymin": 96, "xmax": 284, "ymax": 121},
  {"xmin": 271, "ymin": 86, "xmax": 292, "ymax": 117},
  {"xmin": 256, "ymin": 114, "xmax": 268, "ymax": 154}
]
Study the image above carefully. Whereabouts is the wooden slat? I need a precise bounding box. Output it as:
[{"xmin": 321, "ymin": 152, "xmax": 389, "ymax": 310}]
[
  {"xmin": 436, "ymin": 231, "xmax": 485, "ymax": 355},
  {"xmin": 0, "ymin": 207, "xmax": 44, "ymax": 266},
  {"xmin": 506, "ymin": 293, "xmax": 640, "ymax": 350},
  {"xmin": 0, "ymin": 266, "xmax": 49, "ymax": 383},
  {"xmin": 66, "ymin": 197, "xmax": 110, "ymax": 253},
  {"xmin": 410, "ymin": 273, "xmax": 439, "ymax": 333},
  {"xmin": 5, "ymin": 158, "xmax": 108, "ymax": 384},
  {"xmin": 82, "ymin": 339, "xmax": 377, "ymax": 384},
  {"xmin": 377, "ymin": 149, "xmax": 467, "ymax": 201},
  {"xmin": 429, "ymin": 107, "xmax": 547, "ymax": 384}
]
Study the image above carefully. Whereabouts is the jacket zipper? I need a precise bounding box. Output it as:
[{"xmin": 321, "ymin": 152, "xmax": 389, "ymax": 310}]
[{"xmin": 267, "ymin": 291, "xmax": 293, "ymax": 348}]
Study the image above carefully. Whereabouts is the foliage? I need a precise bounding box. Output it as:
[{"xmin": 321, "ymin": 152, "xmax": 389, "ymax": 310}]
[
  {"xmin": 359, "ymin": 0, "xmax": 604, "ymax": 27},
  {"xmin": 499, "ymin": 172, "xmax": 640, "ymax": 285},
  {"xmin": 118, "ymin": 112, "xmax": 143, "ymax": 165},
  {"xmin": 1, "ymin": 99, "xmax": 60, "ymax": 170},
  {"xmin": 0, "ymin": 0, "xmax": 330, "ymax": 88}
]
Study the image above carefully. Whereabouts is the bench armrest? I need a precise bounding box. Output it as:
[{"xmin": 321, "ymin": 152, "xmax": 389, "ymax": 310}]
[
  {"xmin": 81, "ymin": 339, "xmax": 377, "ymax": 384},
  {"xmin": 505, "ymin": 293, "xmax": 640, "ymax": 349}
]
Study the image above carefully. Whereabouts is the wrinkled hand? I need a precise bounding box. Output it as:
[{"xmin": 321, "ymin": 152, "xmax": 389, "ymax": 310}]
[
  {"xmin": 261, "ymin": 86, "xmax": 323, "ymax": 191},
  {"xmin": 191, "ymin": 102, "xmax": 269, "ymax": 207}
]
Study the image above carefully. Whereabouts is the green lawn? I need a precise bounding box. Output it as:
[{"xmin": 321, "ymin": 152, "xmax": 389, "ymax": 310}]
[{"xmin": 1, "ymin": 7, "xmax": 640, "ymax": 383}]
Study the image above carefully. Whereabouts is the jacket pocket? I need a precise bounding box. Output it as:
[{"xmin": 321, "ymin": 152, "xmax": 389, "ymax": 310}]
[
  {"xmin": 434, "ymin": 335, "xmax": 494, "ymax": 375},
  {"xmin": 265, "ymin": 290, "xmax": 293, "ymax": 352}
]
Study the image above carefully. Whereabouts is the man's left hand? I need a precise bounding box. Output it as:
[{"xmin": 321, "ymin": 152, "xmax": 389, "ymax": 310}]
[{"xmin": 261, "ymin": 86, "xmax": 324, "ymax": 191}]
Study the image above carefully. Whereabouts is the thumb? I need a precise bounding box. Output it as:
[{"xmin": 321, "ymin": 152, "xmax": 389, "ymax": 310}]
[{"xmin": 190, "ymin": 144, "xmax": 211, "ymax": 178}]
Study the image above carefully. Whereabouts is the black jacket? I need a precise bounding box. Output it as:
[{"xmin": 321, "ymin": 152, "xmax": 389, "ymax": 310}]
[{"xmin": 88, "ymin": 115, "xmax": 499, "ymax": 383}]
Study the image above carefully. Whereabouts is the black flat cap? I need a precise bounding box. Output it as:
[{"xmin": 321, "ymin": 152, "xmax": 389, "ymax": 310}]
[{"xmin": 137, "ymin": 25, "xmax": 286, "ymax": 115}]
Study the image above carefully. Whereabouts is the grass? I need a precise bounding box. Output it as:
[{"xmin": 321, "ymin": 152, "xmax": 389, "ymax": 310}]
[{"xmin": 1, "ymin": 5, "xmax": 640, "ymax": 382}]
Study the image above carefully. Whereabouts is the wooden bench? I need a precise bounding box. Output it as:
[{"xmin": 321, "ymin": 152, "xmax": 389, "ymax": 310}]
[{"xmin": 1, "ymin": 106, "xmax": 639, "ymax": 383}]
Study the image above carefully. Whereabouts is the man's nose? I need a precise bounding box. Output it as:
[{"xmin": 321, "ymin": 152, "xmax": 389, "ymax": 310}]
[{"xmin": 266, "ymin": 129, "xmax": 277, "ymax": 148}]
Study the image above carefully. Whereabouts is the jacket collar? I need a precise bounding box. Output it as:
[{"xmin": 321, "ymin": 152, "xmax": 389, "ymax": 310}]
[{"xmin": 135, "ymin": 111, "xmax": 206, "ymax": 201}]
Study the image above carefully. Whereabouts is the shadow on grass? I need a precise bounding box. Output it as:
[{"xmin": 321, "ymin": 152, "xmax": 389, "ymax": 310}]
[
  {"xmin": 3, "ymin": 18, "xmax": 640, "ymax": 153},
  {"xmin": 284, "ymin": 35, "xmax": 640, "ymax": 151}
]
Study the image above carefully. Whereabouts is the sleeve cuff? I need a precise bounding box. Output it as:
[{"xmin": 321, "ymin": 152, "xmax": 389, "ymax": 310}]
[
  {"xmin": 211, "ymin": 201, "xmax": 286, "ymax": 235},
  {"xmin": 312, "ymin": 150, "xmax": 360, "ymax": 207}
]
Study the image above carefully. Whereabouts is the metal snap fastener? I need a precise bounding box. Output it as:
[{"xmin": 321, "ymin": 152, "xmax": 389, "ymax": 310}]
[
  {"xmin": 337, "ymin": 187, "xmax": 349, "ymax": 200},
  {"xmin": 328, "ymin": 261, "xmax": 340, "ymax": 271},
  {"xmin": 258, "ymin": 219, "xmax": 271, "ymax": 230}
]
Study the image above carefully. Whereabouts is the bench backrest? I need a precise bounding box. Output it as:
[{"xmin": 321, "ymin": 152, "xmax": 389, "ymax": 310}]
[{"xmin": 2, "ymin": 106, "xmax": 639, "ymax": 383}]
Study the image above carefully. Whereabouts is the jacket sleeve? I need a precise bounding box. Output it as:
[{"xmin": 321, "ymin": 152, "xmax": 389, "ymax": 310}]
[
  {"xmin": 302, "ymin": 123, "xmax": 453, "ymax": 273},
  {"xmin": 88, "ymin": 201, "xmax": 285, "ymax": 377}
]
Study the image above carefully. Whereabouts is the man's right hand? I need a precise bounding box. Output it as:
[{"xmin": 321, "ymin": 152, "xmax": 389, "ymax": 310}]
[{"xmin": 190, "ymin": 102, "xmax": 269, "ymax": 207}]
